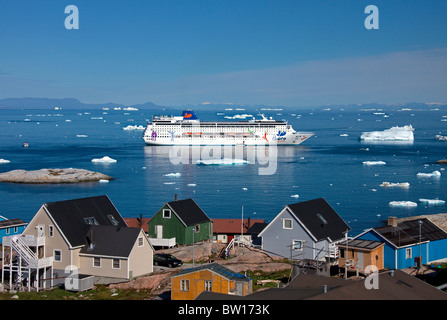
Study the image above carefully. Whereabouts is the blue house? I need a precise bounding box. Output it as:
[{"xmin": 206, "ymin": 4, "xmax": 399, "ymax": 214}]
[
  {"xmin": 355, "ymin": 216, "xmax": 447, "ymax": 270},
  {"xmin": 0, "ymin": 215, "xmax": 27, "ymax": 243}
]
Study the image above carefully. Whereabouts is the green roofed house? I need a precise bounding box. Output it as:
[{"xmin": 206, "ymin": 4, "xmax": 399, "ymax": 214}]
[{"xmin": 148, "ymin": 198, "xmax": 213, "ymax": 246}]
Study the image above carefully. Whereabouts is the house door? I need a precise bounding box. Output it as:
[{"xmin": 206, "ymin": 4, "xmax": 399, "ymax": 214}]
[
  {"xmin": 37, "ymin": 224, "xmax": 45, "ymax": 237},
  {"xmin": 156, "ymin": 225, "xmax": 163, "ymax": 239},
  {"xmin": 357, "ymin": 252, "xmax": 364, "ymax": 271}
]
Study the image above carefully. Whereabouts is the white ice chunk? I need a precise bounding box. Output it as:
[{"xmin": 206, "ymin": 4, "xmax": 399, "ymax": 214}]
[
  {"xmin": 99, "ymin": 179, "xmax": 109, "ymax": 183},
  {"xmin": 363, "ymin": 161, "xmax": 386, "ymax": 165},
  {"xmin": 290, "ymin": 194, "xmax": 299, "ymax": 198},
  {"xmin": 123, "ymin": 125, "xmax": 145, "ymax": 130},
  {"xmin": 389, "ymin": 201, "xmax": 417, "ymax": 207},
  {"xmin": 417, "ymin": 171, "xmax": 441, "ymax": 178},
  {"xmin": 380, "ymin": 182, "xmax": 410, "ymax": 188},
  {"xmin": 187, "ymin": 183, "xmax": 197, "ymax": 187},
  {"xmin": 0, "ymin": 159, "xmax": 11, "ymax": 164},
  {"xmin": 196, "ymin": 158, "xmax": 249, "ymax": 165},
  {"xmin": 91, "ymin": 156, "xmax": 117, "ymax": 163},
  {"xmin": 435, "ymin": 135, "xmax": 447, "ymax": 141},
  {"xmin": 360, "ymin": 125, "xmax": 414, "ymax": 141},
  {"xmin": 163, "ymin": 173, "xmax": 181, "ymax": 177},
  {"xmin": 418, "ymin": 199, "xmax": 445, "ymax": 206}
]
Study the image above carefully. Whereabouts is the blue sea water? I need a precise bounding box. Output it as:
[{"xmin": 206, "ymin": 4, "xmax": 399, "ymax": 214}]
[{"xmin": 1, "ymin": 106, "xmax": 447, "ymax": 236}]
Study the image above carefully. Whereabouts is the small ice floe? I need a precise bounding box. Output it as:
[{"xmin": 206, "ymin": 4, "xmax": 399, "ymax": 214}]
[
  {"xmin": 76, "ymin": 135, "xmax": 88, "ymax": 138},
  {"xmin": 290, "ymin": 194, "xmax": 299, "ymax": 198},
  {"xmin": 187, "ymin": 183, "xmax": 197, "ymax": 187},
  {"xmin": 99, "ymin": 179, "xmax": 109, "ymax": 183},
  {"xmin": 339, "ymin": 134, "xmax": 349, "ymax": 137},
  {"xmin": 418, "ymin": 199, "xmax": 445, "ymax": 206},
  {"xmin": 379, "ymin": 182, "xmax": 410, "ymax": 188},
  {"xmin": 163, "ymin": 173, "xmax": 181, "ymax": 177},
  {"xmin": 122, "ymin": 125, "xmax": 145, "ymax": 130},
  {"xmin": 417, "ymin": 171, "xmax": 441, "ymax": 178},
  {"xmin": 0, "ymin": 159, "xmax": 11, "ymax": 164},
  {"xmin": 91, "ymin": 156, "xmax": 117, "ymax": 163},
  {"xmin": 196, "ymin": 158, "xmax": 249, "ymax": 165},
  {"xmin": 242, "ymin": 187, "xmax": 248, "ymax": 191},
  {"xmin": 435, "ymin": 135, "xmax": 447, "ymax": 141},
  {"xmin": 163, "ymin": 182, "xmax": 176, "ymax": 185},
  {"xmin": 360, "ymin": 125, "xmax": 414, "ymax": 141},
  {"xmin": 363, "ymin": 161, "xmax": 386, "ymax": 166},
  {"xmin": 389, "ymin": 201, "xmax": 418, "ymax": 207}
]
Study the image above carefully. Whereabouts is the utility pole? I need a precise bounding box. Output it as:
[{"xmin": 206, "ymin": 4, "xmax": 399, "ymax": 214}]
[{"xmin": 192, "ymin": 227, "xmax": 195, "ymax": 268}]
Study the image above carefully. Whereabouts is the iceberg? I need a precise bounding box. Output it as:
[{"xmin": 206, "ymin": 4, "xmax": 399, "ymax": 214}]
[
  {"xmin": 363, "ymin": 161, "xmax": 386, "ymax": 166},
  {"xmin": 123, "ymin": 125, "xmax": 145, "ymax": 130},
  {"xmin": 196, "ymin": 158, "xmax": 249, "ymax": 166},
  {"xmin": 163, "ymin": 173, "xmax": 181, "ymax": 177},
  {"xmin": 290, "ymin": 194, "xmax": 299, "ymax": 198},
  {"xmin": 417, "ymin": 171, "xmax": 441, "ymax": 178},
  {"xmin": 379, "ymin": 182, "xmax": 410, "ymax": 188},
  {"xmin": 389, "ymin": 201, "xmax": 417, "ymax": 207},
  {"xmin": 91, "ymin": 156, "xmax": 117, "ymax": 163},
  {"xmin": 360, "ymin": 125, "xmax": 414, "ymax": 141},
  {"xmin": 418, "ymin": 199, "xmax": 445, "ymax": 206},
  {"xmin": 435, "ymin": 135, "xmax": 447, "ymax": 141},
  {"xmin": 99, "ymin": 179, "xmax": 110, "ymax": 183},
  {"xmin": 0, "ymin": 159, "xmax": 11, "ymax": 164}
]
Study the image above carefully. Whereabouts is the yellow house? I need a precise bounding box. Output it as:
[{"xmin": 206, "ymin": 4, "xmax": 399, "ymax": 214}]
[
  {"xmin": 171, "ymin": 263, "xmax": 252, "ymax": 300},
  {"xmin": 337, "ymin": 239, "xmax": 384, "ymax": 274}
]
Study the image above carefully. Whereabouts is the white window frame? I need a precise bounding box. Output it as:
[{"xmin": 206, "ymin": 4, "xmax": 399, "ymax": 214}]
[
  {"xmin": 112, "ymin": 258, "xmax": 121, "ymax": 269},
  {"xmin": 138, "ymin": 236, "xmax": 144, "ymax": 247},
  {"xmin": 283, "ymin": 218, "xmax": 293, "ymax": 229},
  {"xmin": 204, "ymin": 280, "xmax": 213, "ymax": 292},
  {"xmin": 93, "ymin": 257, "xmax": 101, "ymax": 268},
  {"xmin": 292, "ymin": 239, "xmax": 304, "ymax": 251},
  {"xmin": 49, "ymin": 225, "xmax": 54, "ymax": 237},
  {"xmin": 405, "ymin": 248, "xmax": 412, "ymax": 259},
  {"xmin": 163, "ymin": 209, "xmax": 171, "ymax": 219},
  {"xmin": 180, "ymin": 279, "xmax": 190, "ymax": 291},
  {"xmin": 53, "ymin": 250, "xmax": 62, "ymax": 262}
]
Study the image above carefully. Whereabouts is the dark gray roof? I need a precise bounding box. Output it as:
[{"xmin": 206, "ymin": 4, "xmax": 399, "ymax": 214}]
[
  {"xmin": 44, "ymin": 195, "xmax": 127, "ymax": 248},
  {"xmin": 79, "ymin": 225, "xmax": 142, "ymax": 257},
  {"xmin": 287, "ymin": 198, "xmax": 351, "ymax": 242},
  {"xmin": 374, "ymin": 218, "xmax": 447, "ymax": 247},
  {"xmin": 167, "ymin": 198, "xmax": 211, "ymax": 226},
  {"xmin": 337, "ymin": 239, "xmax": 384, "ymax": 251},
  {"xmin": 246, "ymin": 222, "xmax": 268, "ymax": 235},
  {"xmin": 198, "ymin": 271, "xmax": 447, "ymax": 300},
  {"xmin": 173, "ymin": 263, "xmax": 251, "ymax": 282},
  {"xmin": 0, "ymin": 218, "xmax": 27, "ymax": 229}
]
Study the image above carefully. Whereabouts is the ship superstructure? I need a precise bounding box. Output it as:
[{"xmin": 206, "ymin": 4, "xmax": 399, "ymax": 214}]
[{"xmin": 143, "ymin": 110, "xmax": 313, "ymax": 146}]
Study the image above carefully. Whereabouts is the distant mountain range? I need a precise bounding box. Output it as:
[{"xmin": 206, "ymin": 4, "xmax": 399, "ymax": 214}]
[
  {"xmin": 0, "ymin": 97, "xmax": 162, "ymax": 110},
  {"xmin": 0, "ymin": 97, "xmax": 446, "ymax": 111}
]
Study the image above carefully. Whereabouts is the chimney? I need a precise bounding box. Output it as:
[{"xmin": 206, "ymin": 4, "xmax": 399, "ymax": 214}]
[
  {"xmin": 138, "ymin": 213, "xmax": 143, "ymax": 228},
  {"xmin": 388, "ymin": 216, "xmax": 398, "ymax": 228},
  {"xmin": 175, "ymin": 194, "xmax": 178, "ymax": 201}
]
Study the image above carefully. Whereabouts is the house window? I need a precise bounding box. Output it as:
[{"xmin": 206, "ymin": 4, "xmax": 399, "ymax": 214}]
[
  {"xmin": 292, "ymin": 240, "xmax": 303, "ymax": 250},
  {"xmin": 14, "ymin": 227, "xmax": 18, "ymax": 233},
  {"xmin": 406, "ymin": 248, "xmax": 412, "ymax": 259},
  {"xmin": 163, "ymin": 209, "xmax": 171, "ymax": 219},
  {"xmin": 93, "ymin": 257, "xmax": 101, "ymax": 268},
  {"xmin": 283, "ymin": 219, "xmax": 293, "ymax": 229},
  {"xmin": 138, "ymin": 236, "xmax": 144, "ymax": 247},
  {"xmin": 54, "ymin": 250, "xmax": 62, "ymax": 262},
  {"xmin": 49, "ymin": 225, "xmax": 54, "ymax": 237},
  {"xmin": 6, "ymin": 228, "xmax": 10, "ymax": 234},
  {"xmin": 84, "ymin": 217, "xmax": 99, "ymax": 225},
  {"xmin": 107, "ymin": 214, "xmax": 120, "ymax": 226},
  {"xmin": 180, "ymin": 279, "xmax": 190, "ymax": 291},
  {"xmin": 194, "ymin": 224, "xmax": 200, "ymax": 233},
  {"xmin": 112, "ymin": 259, "xmax": 120, "ymax": 269},
  {"xmin": 340, "ymin": 248, "xmax": 345, "ymax": 259},
  {"xmin": 204, "ymin": 280, "xmax": 213, "ymax": 292}
]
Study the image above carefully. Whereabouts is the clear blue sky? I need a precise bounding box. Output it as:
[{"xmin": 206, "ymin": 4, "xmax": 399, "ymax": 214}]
[{"xmin": 1, "ymin": 0, "xmax": 447, "ymax": 107}]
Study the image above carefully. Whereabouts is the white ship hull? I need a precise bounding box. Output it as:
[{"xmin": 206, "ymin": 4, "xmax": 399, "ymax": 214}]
[{"xmin": 142, "ymin": 110, "xmax": 314, "ymax": 146}]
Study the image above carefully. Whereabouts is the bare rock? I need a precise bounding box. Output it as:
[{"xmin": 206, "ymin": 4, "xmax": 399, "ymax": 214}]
[{"xmin": 0, "ymin": 168, "xmax": 113, "ymax": 184}]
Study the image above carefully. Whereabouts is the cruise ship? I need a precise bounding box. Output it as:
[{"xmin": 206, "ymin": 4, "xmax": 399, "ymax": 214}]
[{"xmin": 143, "ymin": 110, "xmax": 314, "ymax": 146}]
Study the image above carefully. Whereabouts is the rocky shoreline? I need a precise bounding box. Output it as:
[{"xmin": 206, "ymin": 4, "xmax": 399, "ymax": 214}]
[{"xmin": 0, "ymin": 168, "xmax": 113, "ymax": 184}]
